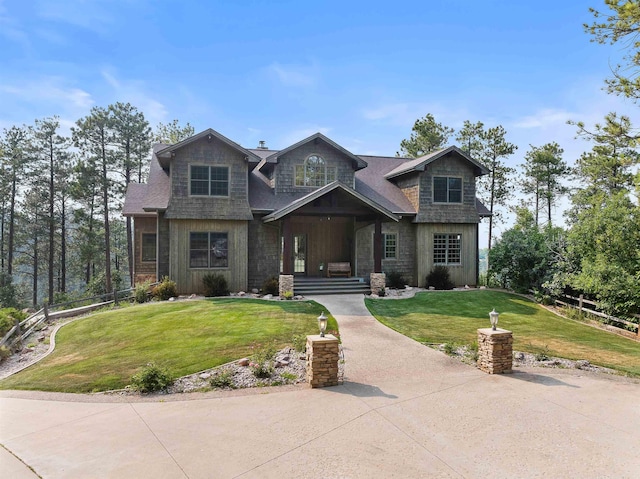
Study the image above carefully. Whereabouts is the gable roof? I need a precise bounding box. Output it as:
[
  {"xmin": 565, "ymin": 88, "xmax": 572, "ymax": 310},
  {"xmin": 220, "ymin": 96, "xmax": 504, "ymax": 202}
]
[
  {"xmin": 384, "ymin": 146, "xmax": 490, "ymax": 180},
  {"xmin": 262, "ymin": 181, "xmax": 399, "ymax": 223},
  {"xmin": 155, "ymin": 128, "xmax": 261, "ymax": 169},
  {"xmin": 354, "ymin": 155, "xmax": 417, "ymax": 214},
  {"xmin": 122, "ymin": 144, "xmax": 170, "ymax": 216},
  {"xmin": 263, "ymin": 132, "xmax": 368, "ymax": 170}
]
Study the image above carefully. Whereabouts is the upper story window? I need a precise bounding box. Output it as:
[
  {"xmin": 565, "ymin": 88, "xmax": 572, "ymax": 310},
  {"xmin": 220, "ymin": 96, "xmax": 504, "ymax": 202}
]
[
  {"xmin": 190, "ymin": 165, "xmax": 229, "ymax": 196},
  {"xmin": 295, "ymin": 155, "xmax": 337, "ymax": 187},
  {"xmin": 433, "ymin": 176, "xmax": 462, "ymax": 203}
]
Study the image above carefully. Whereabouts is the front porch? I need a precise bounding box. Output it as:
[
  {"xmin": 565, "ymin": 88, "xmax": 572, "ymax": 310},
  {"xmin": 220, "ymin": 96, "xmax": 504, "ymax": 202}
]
[{"xmin": 293, "ymin": 276, "xmax": 371, "ymax": 295}]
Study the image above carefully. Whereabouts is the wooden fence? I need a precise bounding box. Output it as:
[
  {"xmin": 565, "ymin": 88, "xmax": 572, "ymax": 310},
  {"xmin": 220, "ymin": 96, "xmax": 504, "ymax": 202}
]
[
  {"xmin": 555, "ymin": 294, "xmax": 639, "ymax": 340},
  {"xmin": 0, "ymin": 283, "xmax": 158, "ymax": 349}
]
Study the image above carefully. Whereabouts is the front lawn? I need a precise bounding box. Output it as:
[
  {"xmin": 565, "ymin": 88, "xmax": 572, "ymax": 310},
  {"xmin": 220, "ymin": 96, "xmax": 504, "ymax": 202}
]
[
  {"xmin": 0, "ymin": 299, "xmax": 337, "ymax": 393},
  {"xmin": 366, "ymin": 290, "xmax": 640, "ymax": 377}
]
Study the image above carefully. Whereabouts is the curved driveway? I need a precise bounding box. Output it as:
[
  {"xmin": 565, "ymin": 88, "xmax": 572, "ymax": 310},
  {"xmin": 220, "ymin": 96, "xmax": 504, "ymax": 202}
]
[{"xmin": 1, "ymin": 294, "xmax": 639, "ymax": 478}]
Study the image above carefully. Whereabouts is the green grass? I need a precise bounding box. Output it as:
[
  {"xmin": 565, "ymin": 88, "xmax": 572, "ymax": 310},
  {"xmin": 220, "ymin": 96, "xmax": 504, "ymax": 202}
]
[
  {"xmin": 366, "ymin": 290, "xmax": 640, "ymax": 377},
  {"xmin": 0, "ymin": 299, "xmax": 337, "ymax": 393}
]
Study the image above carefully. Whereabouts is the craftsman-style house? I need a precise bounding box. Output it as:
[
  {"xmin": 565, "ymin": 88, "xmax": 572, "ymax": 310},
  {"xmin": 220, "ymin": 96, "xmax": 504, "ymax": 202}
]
[{"xmin": 123, "ymin": 128, "xmax": 490, "ymax": 294}]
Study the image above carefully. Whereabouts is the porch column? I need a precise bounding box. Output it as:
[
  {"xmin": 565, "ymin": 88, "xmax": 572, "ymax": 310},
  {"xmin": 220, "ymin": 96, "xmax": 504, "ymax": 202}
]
[
  {"xmin": 282, "ymin": 217, "xmax": 292, "ymax": 275},
  {"xmin": 373, "ymin": 218, "xmax": 382, "ymax": 273}
]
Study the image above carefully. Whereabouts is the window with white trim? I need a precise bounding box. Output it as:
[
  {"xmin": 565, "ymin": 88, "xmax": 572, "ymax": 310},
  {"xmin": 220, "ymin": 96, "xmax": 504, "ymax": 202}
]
[
  {"xmin": 189, "ymin": 232, "xmax": 228, "ymax": 268},
  {"xmin": 383, "ymin": 233, "xmax": 397, "ymax": 259},
  {"xmin": 433, "ymin": 176, "xmax": 462, "ymax": 203},
  {"xmin": 433, "ymin": 233, "xmax": 461, "ymax": 265},
  {"xmin": 190, "ymin": 165, "xmax": 229, "ymax": 196},
  {"xmin": 295, "ymin": 155, "xmax": 337, "ymax": 187}
]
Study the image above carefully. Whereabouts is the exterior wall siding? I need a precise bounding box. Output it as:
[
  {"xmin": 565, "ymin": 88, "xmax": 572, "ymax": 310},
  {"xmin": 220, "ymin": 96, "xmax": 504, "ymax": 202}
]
[
  {"xmin": 133, "ymin": 216, "xmax": 157, "ymax": 284},
  {"xmin": 415, "ymin": 223, "xmax": 478, "ymax": 287},
  {"xmin": 415, "ymin": 156, "xmax": 480, "ymax": 223},
  {"xmin": 247, "ymin": 216, "xmax": 281, "ymax": 290},
  {"xmin": 157, "ymin": 213, "xmax": 170, "ymax": 279},
  {"xmin": 169, "ymin": 219, "xmax": 248, "ymax": 294},
  {"xmin": 165, "ymin": 139, "xmax": 253, "ymax": 220},
  {"xmin": 355, "ymin": 218, "xmax": 416, "ymax": 285},
  {"xmin": 274, "ymin": 141, "xmax": 356, "ymax": 195},
  {"xmin": 396, "ymin": 176, "xmax": 420, "ymax": 211}
]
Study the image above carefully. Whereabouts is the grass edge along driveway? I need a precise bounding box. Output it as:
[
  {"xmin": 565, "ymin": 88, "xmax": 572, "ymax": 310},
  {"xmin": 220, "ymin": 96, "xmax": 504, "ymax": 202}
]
[
  {"xmin": 0, "ymin": 298, "xmax": 338, "ymax": 393},
  {"xmin": 365, "ymin": 290, "xmax": 640, "ymax": 377}
]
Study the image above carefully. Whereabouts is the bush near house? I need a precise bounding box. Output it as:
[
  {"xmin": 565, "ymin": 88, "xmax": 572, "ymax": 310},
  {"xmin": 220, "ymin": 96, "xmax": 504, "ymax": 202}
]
[
  {"xmin": 385, "ymin": 271, "xmax": 405, "ymax": 289},
  {"xmin": 426, "ymin": 266, "xmax": 454, "ymax": 290},
  {"xmin": 152, "ymin": 276, "xmax": 178, "ymax": 300},
  {"xmin": 262, "ymin": 276, "xmax": 279, "ymax": 296},
  {"xmin": 203, "ymin": 273, "xmax": 230, "ymax": 297}
]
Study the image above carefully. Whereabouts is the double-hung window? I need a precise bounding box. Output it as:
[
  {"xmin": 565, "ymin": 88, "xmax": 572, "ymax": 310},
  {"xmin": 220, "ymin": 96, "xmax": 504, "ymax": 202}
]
[
  {"xmin": 190, "ymin": 165, "xmax": 229, "ymax": 196},
  {"xmin": 433, "ymin": 234, "xmax": 461, "ymax": 265},
  {"xmin": 383, "ymin": 233, "xmax": 397, "ymax": 259},
  {"xmin": 190, "ymin": 232, "xmax": 228, "ymax": 268},
  {"xmin": 433, "ymin": 177, "xmax": 462, "ymax": 203}
]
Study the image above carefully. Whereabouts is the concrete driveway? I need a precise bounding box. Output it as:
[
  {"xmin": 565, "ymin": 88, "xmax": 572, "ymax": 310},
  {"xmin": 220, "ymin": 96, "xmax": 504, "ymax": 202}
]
[{"xmin": 1, "ymin": 294, "xmax": 639, "ymax": 478}]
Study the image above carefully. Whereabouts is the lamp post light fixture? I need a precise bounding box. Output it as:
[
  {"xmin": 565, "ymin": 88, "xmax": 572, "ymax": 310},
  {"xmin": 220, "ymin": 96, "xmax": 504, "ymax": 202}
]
[
  {"xmin": 489, "ymin": 309, "xmax": 499, "ymax": 331},
  {"xmin": 317, "ymin": 311, "xmax": 328, "ymax": 337}
]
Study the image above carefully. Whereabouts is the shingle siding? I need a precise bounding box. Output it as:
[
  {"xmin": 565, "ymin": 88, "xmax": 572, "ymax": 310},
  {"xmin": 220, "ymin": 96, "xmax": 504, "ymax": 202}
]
[
  {"xmin": 247, "ymin": 216, "xmax": 281, "ymax": 290},
  {"xmin": 415, "ymin": 156, "xmax": 480, "ymax": 223},
  {"xmin": 165, "ymin": 138, "xmax": 253, "ymax": 220},
  {"xmin": 274, "ymin": 141, "xmax": 356, "ymax": 195}
]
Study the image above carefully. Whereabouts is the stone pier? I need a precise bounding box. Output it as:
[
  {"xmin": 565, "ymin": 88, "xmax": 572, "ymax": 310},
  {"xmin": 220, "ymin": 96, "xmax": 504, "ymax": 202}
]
[
  {"xmin": 278, "ymin": 274, "xmax": 294, "ymax": 299},
  {"xmin": 477, "ymin": 328, "xmax": 513, "ymax": 374},
  {"xmin": 306, "ymin": 334, "xmax": 339, "ymax": 388}
]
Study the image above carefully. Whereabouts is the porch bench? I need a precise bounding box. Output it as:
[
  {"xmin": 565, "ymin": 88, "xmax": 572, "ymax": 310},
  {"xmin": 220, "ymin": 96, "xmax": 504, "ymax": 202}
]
[{"xmin": 327, "ymin": 262, "xmax": 351, "ymax": 277}]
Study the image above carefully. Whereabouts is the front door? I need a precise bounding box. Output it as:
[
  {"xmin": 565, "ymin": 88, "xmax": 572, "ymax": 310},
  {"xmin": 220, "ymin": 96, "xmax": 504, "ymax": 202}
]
[{"xmin": 293, "ymin": 234, "xmax": 306, "ymax": 274}]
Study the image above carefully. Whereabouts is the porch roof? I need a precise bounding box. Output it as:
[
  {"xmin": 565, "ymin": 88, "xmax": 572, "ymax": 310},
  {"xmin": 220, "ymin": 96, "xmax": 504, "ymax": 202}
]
[{"xmin": 262, "ymin": 181, "xmax": 400, "ymax": 223}]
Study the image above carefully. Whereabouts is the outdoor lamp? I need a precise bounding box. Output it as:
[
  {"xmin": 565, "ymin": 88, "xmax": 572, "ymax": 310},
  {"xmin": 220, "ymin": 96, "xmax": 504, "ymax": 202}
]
[
  {"xmin": 318, "ymin": 311, "xmax": 328, "ymax": 337},
  {"xmin": 489, "ymin": 309, "xmax": 499, "ymax": 331}
]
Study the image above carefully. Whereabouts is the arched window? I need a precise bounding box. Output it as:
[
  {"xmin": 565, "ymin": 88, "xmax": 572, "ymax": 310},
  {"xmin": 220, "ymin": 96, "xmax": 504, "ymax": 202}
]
[{"xmin": 295, "ymin": 155, "xmax": 336, "ymax": 187}]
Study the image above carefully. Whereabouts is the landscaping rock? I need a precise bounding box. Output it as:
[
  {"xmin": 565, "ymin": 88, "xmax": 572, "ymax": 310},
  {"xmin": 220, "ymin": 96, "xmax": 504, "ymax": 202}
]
[
  {"xmin": 576, "ymin": 360, "xmax": 590, "ymax": 369},
  {"xmin": 199, "ymin": 373, "xmax": 211, "ymax": 380},
  {"xmin": 238, "ymin": 358, "xmax": 250, "ymax": 367},
  {"xmin": 251, "ymin": 288, "xmax": 259, "ymax": 294},
  {"xmin": 263, "ymin": 294, "xmax": 273, "ymax": 300},
  {"xmin": 238, "ymin": 291, "xmax": 246, "ymax": 297}
]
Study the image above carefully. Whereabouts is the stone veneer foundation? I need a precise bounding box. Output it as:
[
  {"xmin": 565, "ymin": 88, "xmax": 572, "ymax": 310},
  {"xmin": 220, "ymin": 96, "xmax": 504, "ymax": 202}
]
[
  {"xmin": 306, "ymin": 335, "xmax": 339, "ymax": 388},
  {"xmin": 369, "ymin": 273, "xmax": 386, "ymax": 295},
  {"xmin": 278, "ymin": 274, "xmax": 294, "ymax": 298},
  {"xmin": 477, "ymin": 328, "xmax": 513, "ymax": 374}
]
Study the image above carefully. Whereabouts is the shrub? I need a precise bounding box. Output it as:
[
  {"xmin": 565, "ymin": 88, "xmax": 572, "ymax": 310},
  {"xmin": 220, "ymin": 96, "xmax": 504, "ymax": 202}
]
[
  {"xmin": 291, "ymin": 334, "xmax": 307, "ymax": 352},
  {"xmin": 0, "ymin": 272, "xmax": 22, "ymax": 309},
  {"xmin": 250, "ymin": 343, "xmax": 277, "ymax": 378},
  {"xmin": 152, "ymin": 276, "xmax": 178, "ymax": 301},
  {"xmin": 262, "ymin": 276, "xmax": 279, "ymax": 296},
  {"xmin": 534, "ymin": 346, "xmax": 550, "ymax": 362},
  {"xmin": 0, "ymin": 308, "xmax": 26, "ymax": 336},
  {"xmin": 426, "ymin": 266, "xmax": 454, "ymax": 290},
  {"xmin": 130, "ymin": 362, "xmax": 173, "ymax": 392},
  {"xmin": 385, "ymin": 271, "xmax": 405, "ymax": 289},
  {"xmin": 0, "ymin": 345, "xmax": 10, "ymax": 362},
  {"xmin": 282, "ymin": 290, "xmax": 293, "ymax": 300},
  {"xmin": 134, "ymin": 282, "xmax": 151, "ymax": 304},
  {"xmin": 443, "ymin": 342, "xmax": 457, "ymax": 356},
  {"xmin": 210, "ymin": 370, "xmax": 236, "ymax": 389},
  {"xmin": 202, "ymin": 273, "xmax": 229, "ymax": 297}
]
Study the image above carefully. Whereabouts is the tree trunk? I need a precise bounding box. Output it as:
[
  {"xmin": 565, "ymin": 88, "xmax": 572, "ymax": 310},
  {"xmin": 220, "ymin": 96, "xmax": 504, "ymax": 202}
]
[
  {"xmin": 8, "ymin": 173, "xmax": 16, "ymax": 275},
  {"xmin": 48, "ymin": 136, "xmax": 55, "ymax": 302},
  {"xmin": 61, "ymin": 195, "xmax": 67, "ymax": 292},
  {"xmin": 33, "ymin": 231, "xmax": 38, "ymax": 307},
  {"xmin": 101, "ymin": 135, "xmax": 112, "ymax": 294}
]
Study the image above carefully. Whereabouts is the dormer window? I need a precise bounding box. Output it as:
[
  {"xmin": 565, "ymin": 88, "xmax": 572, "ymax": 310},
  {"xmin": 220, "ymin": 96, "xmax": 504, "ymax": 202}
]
[
  {"xmin": 433, "ymin": 176, "xmax": 462, "ymax": 203},
  {"xmin": 295, "ymin": 155, "xmax": 337, "ymax": 187},
  {"xmin": 190, "ymin": 165, "xmax": 229, "ymax": 197}
]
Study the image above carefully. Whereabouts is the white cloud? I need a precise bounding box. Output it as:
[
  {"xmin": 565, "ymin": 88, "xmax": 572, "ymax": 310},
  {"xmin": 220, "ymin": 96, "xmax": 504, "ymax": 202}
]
[
  {"xmin": 35, "ymin": 0, "xmax": 116, "ymax": 33},
  {"xmin": 267, "ymin": 62, "xmax": 319, "ymax": 88},
  {"xmin": 99, "ymin": 68, "xmax": 168, "ymax": 125},
  {"xmin": 0, "ymin": 76, "xmax": 94, "ymax": 110},
  {"xmin": 512, "ymin": 108, "xmax": 575, "ymax": 129},
  {"xmin": 362, "ymin": 101, "xmax": 471, "ymax": 129},
  {"xmin": 0, "ymin": 0, "xmax": 30, "ymax": 49}
]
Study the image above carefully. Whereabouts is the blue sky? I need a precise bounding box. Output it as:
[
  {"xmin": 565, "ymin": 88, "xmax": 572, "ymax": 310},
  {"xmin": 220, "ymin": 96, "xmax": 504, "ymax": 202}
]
[{"xmin": 1, "ymin": 0, "xmax": 637, "ymax": 239}]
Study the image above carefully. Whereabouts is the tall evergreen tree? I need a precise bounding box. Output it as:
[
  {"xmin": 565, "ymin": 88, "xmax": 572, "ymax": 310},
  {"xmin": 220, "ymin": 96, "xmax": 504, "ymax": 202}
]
[
  {"xmin": 72, "ymin": 107, "xmax": 116, "ymax": 294},
  {"xmin": 154, "ymin": 119, "xmax": 195, "ymax": 145},
  {"xmin": 110, "ymin": 102, "xmax": 152, "ymax": 285},
  {"xmin": 398, "ymin": 114, "xmax": 454, "ymax": 158}
]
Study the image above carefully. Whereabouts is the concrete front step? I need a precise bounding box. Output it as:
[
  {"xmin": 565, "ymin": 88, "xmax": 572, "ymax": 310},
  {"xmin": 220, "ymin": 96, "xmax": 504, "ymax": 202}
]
[{"xmin": 294, "ymin": 277, "xmax": 370, "ymax": 295}]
